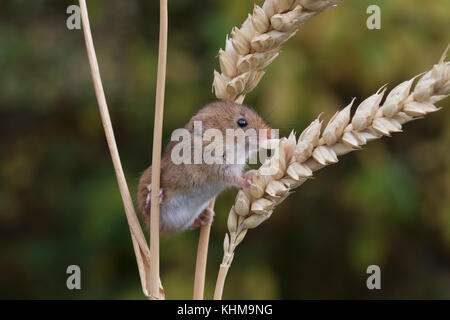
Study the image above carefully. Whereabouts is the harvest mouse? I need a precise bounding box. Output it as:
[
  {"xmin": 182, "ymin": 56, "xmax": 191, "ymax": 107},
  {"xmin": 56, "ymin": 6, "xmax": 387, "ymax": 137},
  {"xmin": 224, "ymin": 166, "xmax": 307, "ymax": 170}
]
[{"xmin": 137, "ymin": 100, "xmax": 271, "ymax": 236}]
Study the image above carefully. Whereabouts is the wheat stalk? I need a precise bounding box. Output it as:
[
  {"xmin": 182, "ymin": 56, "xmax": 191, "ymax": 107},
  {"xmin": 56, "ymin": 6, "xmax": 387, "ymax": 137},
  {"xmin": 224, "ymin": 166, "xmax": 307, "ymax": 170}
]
[
  {"xmin": 213, "ymin": 52, "xmax": 450, "ymax": 299},
  {"xmin": 212, "ymin": 0, "xmax": 342, "ymax": 103}
]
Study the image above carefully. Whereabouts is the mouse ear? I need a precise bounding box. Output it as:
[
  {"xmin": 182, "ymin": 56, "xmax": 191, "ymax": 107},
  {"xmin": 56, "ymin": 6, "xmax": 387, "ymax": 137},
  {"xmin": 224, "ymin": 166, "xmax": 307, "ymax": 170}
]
[
  {"xmin": 190, "ymin": 113, "xmax": 211, "ymax": 134},
  {"xmin": 193, "ymin": 113, "xmax": 209, "ymax": 121}
]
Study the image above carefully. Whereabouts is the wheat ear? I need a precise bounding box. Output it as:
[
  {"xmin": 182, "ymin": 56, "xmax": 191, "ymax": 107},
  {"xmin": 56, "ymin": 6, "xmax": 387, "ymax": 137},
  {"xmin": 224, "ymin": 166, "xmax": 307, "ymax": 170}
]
[
  {"xmin": 214, "ymin": 52, "xmax": 450, "ymax": 299},
  {"xmin": 212, "ymin": 0, "xmax": 342, "ymax": 103},
  {"xmin": 193, "ymin": 0, "xmax": 343, "ymax": 300}
]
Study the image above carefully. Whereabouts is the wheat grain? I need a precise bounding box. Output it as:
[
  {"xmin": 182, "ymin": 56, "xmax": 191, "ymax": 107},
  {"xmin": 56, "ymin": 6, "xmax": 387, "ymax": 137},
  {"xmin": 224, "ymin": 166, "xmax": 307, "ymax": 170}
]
[
  {"xmin": 214, "ymin": 52, "xmax": 450, "ymax": 299},
  {"xmin": 212, "ymin": 0, "xmax": 342, "ymax": 103}
]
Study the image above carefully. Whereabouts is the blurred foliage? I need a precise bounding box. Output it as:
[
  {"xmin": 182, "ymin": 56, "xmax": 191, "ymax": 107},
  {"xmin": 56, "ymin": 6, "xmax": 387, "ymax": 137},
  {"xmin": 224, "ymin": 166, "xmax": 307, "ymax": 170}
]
[{"xmin": 0, "ymin": 0, "xmax": 449, "ymax": 299}]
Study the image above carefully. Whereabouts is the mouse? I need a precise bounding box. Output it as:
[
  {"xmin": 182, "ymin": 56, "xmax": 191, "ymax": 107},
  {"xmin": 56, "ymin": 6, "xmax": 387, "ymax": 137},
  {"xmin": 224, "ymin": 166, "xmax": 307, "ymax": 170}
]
[{"xmin": 137, "ymin": 100, "xmax": 271, "ymax": 236}]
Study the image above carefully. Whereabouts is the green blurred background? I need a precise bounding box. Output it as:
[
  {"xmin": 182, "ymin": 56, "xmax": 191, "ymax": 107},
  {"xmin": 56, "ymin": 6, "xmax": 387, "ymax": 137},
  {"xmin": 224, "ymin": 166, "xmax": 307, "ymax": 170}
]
[{"xmin": 0, "ymin": 0, "xmax": 449, "ymax": 299}]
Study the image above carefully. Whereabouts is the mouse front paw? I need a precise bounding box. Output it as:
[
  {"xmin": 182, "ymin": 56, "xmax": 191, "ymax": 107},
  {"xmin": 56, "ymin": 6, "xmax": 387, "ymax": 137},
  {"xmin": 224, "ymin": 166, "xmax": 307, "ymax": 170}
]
[
  {"xmin": 189, "ymin": 207, "xmax": 215, "ymax": 229},
  {"xmin": 226, "ymin": 174, "xmax": 252, "ymax": 189},
  {"xmin": 144, "ymin": 184, "xmax": 163, "ymax": 214},
  {"xmin": 243, "ymin": 169, "xmax": 258, "ymax": 182}
]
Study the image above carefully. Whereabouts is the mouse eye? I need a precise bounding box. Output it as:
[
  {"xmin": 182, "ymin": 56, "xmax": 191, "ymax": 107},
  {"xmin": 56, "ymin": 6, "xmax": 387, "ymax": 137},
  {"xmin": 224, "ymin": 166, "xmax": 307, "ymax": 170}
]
[{"xmin": 237, "ymin": 118, "xmax": 248, "ymax": 128}]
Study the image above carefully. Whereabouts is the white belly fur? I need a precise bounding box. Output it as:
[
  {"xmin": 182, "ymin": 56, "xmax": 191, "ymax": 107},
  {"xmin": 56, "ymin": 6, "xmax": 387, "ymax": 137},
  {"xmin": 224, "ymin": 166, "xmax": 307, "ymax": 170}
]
[{"xmin": 159, "ymin": 181, "xmax": 227, "ymax": 236}]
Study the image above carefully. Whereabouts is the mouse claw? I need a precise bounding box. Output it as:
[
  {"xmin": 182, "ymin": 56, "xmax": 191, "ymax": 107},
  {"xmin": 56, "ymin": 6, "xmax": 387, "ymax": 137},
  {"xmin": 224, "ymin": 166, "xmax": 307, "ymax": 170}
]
[
  {"xmin": 243, "ymin": 179, "xmax": 252, "ymax": 189},
  {"xmin": 203, "ymin": 207, "xmax": 215, "ymax": 220},
  {"xmin": 233, "ymin": 176, "xmax": 252, "ymax": 189},
  {"xmin": 144, "ymin": 184, "xmax": 163, "ymax": 214}
]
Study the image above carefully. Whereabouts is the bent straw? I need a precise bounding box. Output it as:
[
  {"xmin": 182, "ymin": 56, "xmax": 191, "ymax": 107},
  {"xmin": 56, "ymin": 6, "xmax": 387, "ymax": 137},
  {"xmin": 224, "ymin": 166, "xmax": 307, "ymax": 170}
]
[{"xmin": 78, "ymin": 0, "xmax": 164, "ymax": 298}]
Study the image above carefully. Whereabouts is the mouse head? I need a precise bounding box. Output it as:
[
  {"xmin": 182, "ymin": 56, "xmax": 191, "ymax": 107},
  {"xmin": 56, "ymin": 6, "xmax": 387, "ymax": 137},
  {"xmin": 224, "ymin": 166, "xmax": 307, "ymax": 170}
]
[
  {"xmin": 190, "ymin": 100, "xmax": 271, "ymax": 139},
  {"xmin": 187, "ymin": 100, "xmax": 272, "ymax": 164}
]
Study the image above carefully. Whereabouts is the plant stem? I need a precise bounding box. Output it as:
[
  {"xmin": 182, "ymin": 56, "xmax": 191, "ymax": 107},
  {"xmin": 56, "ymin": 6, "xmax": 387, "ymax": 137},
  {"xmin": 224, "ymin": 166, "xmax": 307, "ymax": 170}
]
[
  {"xmin": 213, "ymin": 266, "xmax": 228, "ymax": 300},
  {"xmin": 78, "ymin": 0, "xmax": 152, "ymax": 296},
  {"xmin": 149, "ymin": 0, "xmax": 168, "ymax": 299},
  {"xmin": 193, "ymin": 199, "xmax": 215, "ymax": 299},
  {"xmin": 213, "ymin": 254, "xmax": 232, "ymax": 300}
]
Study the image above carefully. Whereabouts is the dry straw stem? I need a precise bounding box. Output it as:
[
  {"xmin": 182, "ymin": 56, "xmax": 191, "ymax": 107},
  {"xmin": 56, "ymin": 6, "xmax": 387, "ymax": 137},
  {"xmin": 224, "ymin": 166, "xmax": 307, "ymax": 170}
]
[
  {"xmin": 79, "ymin": 0, "xmax": 164, "ymax": 299},
  {"xmin": 193, "ymin": 198, "xmax": 215, "ymax": 300},
  {"xmin": 212, "ymin": 0, "xmax": 342, "ymax": 103},
  {"xmin": 148, "ymin": 0, "xmax": 168, "ymax": 300},
  {"xmin": 214, "ymin": 53, "xmax": 450, "ymax": 299}
]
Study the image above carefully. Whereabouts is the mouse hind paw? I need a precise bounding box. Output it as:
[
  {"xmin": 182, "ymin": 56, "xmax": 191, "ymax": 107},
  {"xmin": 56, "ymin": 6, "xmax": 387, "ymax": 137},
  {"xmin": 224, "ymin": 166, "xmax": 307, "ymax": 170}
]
[
  {"xmin": 189, "ymin": 207, "xmax": 215, "ymax": 229},
  {"xmin": 144, "ymin": 184, "xmax": 163, "ymax": 214}
]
